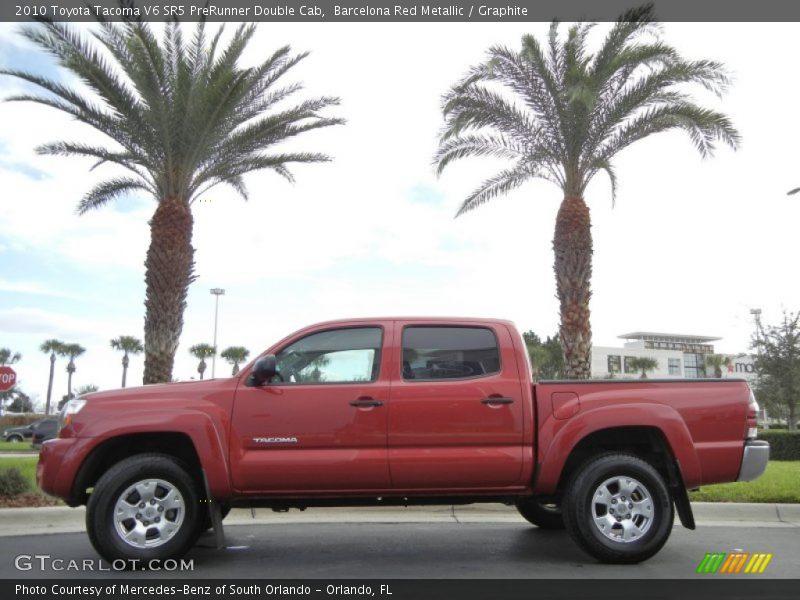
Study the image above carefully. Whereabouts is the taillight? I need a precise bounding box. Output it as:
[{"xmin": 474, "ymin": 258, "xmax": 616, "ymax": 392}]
[{"xmin": 746, "ymin": 387, "xmax": 759, "ymax": 439}]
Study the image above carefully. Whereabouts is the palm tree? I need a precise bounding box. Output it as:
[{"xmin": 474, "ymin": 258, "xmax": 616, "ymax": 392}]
[
  {"xmin": 63, "ymin": 343, "xmax": 86, "ymax": 398},
  {"xmin": 705, "ymin": 353, "xmax": 732, "ymax": 378},
  {"xmin": 2, "ymin": 17, "xmax": 343, "ymax": 385},
  {"xmin": 0, "ymin": 348, "xmax": 22, "ymax": 365},
  {"xmin": 628, "ymin": 357, "xmax": 659, "ymax": 379},
  {"xmin": 40, "ymin": 339, "xmax": 66, "ymax": 415},
  {"xmin": 220, "ymin": 346, "xmax": 250, "ymax": 375},
  {"xmin": 189, "ymin": 344, "xmax": 216, "ymax": 380},
  {"xmin": 434, "ymin": 5, "xmax": 739, "ymax": 378},
  {"xmin": 110, "ymin": 335, "xmax": 144, "ymax": 388}
]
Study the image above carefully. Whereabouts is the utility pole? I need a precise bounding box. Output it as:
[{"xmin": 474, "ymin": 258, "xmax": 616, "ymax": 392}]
[{"xmin": 210, "ymin": 288, "xmax": 225, "ymax": 378}]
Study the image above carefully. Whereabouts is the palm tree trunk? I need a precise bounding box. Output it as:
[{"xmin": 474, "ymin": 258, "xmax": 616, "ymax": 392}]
[
  {"xmin": 45, "ymin": 353, "xmax": 55, "ymax": 415},
  {"xmin": 67, "ymin": 364, "xmax": 74, "ymax": 397},
  {"xmin": 121, "ymin": 354, "xmax": 129, "ymax": 388},
  {"xmin": 143, "ymin": 198, "xmax": 196, "ymax": 384},
  {"xmin": 553, "ymin": 195, "xmax": 593, "ymax": 379}
]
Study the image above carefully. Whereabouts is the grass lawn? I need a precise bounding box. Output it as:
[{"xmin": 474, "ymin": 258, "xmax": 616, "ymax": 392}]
[
  {"xmin": 689, "ymin": 461, "xmax": 800, "ymax": 503},
  {"xmin": 0, "ymin": 441, "xmax": 37, "ymax": 452}
]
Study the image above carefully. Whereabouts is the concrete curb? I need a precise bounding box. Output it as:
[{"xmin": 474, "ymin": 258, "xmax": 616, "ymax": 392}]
[{"xmin": 0, "ymin": 502, "xmax": 797, "ymax": 537}]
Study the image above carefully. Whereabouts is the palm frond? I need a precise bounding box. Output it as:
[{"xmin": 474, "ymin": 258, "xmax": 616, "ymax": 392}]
[
  {"xmin": 456, "ymin": 165, "xmax": 535, "ymax": 216},
  {"xmin": 77, "ymin": 177, "xmax": 153, "ymax": 214},
  {"xmin": 433, "ymin": 134, "xmax": 525, "ymax": 175}
]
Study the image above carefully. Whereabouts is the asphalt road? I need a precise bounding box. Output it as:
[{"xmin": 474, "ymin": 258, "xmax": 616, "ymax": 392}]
[{"xmin": 2, "ymin": 522, "xmax": 798, "ymax": 579}]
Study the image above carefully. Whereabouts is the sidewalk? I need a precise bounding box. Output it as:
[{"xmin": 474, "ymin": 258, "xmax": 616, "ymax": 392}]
[{"xmin": 0, "ymin": 502, "xmax": 798, "ymax": 537}]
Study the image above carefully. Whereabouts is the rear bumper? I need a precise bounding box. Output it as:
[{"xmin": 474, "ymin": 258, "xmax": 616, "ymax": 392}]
[{"xmin": 737, "ymin": 440, "xmax": 770, "ymax": 482}]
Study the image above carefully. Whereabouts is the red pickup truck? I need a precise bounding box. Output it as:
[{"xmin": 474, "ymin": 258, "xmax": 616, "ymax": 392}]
[{"xmin": 38, "ymin": 317, "xmax": 768, "ymax": 566}]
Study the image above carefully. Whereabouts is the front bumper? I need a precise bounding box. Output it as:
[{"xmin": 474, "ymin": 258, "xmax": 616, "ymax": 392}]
[
  {"xmin": 36, "ymin": 437, "xmax": 79, "ymax": 500},
  {"xmin": 737, "ymin": 440, "xmax": 770, "ymax": 482}
]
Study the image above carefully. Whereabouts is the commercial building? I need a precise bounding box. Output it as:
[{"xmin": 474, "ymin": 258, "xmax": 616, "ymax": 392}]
[{"xmin": 591, "ymin": 332, "xmax": 756, "ymax": 381}]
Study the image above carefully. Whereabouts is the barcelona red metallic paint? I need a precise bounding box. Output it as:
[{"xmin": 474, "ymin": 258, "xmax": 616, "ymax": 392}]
[{"xmin": 37, "ymin": 317, "xmax": 754, "ymax": 507}]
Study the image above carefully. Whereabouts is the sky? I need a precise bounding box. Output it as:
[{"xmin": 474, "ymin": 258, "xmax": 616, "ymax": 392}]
[{"xmin": 1, "ymin": 20, "xmax": 799, "ymax": 410}]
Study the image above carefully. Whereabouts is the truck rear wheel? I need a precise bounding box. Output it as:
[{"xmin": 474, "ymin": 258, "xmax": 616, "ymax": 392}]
[
  {"xmin": 86, "ymin": 454, "xmax": 201, "ymax": 566},
  {"xmin": 562, "ymin": 453, "xmax": 674, "ymax": 564},
  {"xmin": 515, "ymin": 498, "xmax": 565, "ymax": 529}
]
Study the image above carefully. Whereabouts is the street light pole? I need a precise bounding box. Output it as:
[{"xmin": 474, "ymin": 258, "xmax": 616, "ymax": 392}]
[
  {"xmin": 210, "ymin": 288, "xmax": 225, "ymax": 378},
  {"xmin": 750, "ymin": 308, "xmax": 762, "ymax": 348}
]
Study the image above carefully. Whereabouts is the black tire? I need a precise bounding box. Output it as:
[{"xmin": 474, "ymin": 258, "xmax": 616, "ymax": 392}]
[
  {"xmin": 516, "ymin": 498, "xmax": 565, "ymax": 530},
  {"xmin": 562, "ymin": 453, "xmax": 674, "ymax": 564},
  {"xmin": 6, "ymin": 434, "xmax": 23, "ymax": 443},
  {"xmin": 86, "ymin": 453, "xmax": 201, "ymax": 566}
]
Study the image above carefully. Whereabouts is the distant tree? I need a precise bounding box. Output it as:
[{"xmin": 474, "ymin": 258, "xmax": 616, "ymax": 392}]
[
  {"xmin": 6, "ymin": 390, "xmax": 33, "ymax": 413},
  {"xmin": 522, "ymin": 331, "xmax": 564, "ymax": 380},
  {"xmin": 189, "ymin": 344, "xmax": 216, "ymax": 380},
  {"xmin": 40, "ymin": 339, "xmax": 66, "ymax": 415},
  {"xmin": 753, "ymin": 311, "xmax": 800, "ymax": 430},
  {"xmin": 220, "ymin": 346, "xmax": 250, "ymax": 376},
  {"xmin": 628, "ymin": 357, "xmax": 658, "ymax": 379},
  {"xmin": 705, "ymin": 354, "xmax": 732, "ymax": 378},
  {"xmin": 0, "ymin": 348, "xmax": 22, "ymax": 365},
  {"xmin": 110, "ymin": 336, "xmax": 144, "ymax": 388},
  {"xmin": 62, "ymin": 343, "xmax": 86, "ymax": 398}
]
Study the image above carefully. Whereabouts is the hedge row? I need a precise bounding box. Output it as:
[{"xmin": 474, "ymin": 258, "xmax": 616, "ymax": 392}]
[
  {"xmin": 0, "ymin": 414, "xmax": 46, "ymax": 429},
  {"xmin": 758, "ymin": 430, "xmax": 800, "ymax": 460}
]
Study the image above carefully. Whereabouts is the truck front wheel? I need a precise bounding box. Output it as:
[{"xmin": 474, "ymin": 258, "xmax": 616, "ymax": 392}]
[
  {"xmin": 562, "ymin": 453, "xmax": 674, "ymax": 564},
  {"xmin": 86, "ymin": 454, "xmax": 201, "ymax": 565}
]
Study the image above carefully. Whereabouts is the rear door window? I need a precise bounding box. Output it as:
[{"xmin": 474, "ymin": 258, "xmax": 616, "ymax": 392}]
[{"xmin": 402, "ymin": 326, "xmax": 501, "ymax": 381}]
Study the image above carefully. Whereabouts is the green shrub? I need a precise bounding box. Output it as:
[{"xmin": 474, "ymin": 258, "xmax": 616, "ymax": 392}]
[
  {"xmin": 0, "ymin": 467, "xmax": 30, "ymax": 497},
  {"xmin": 759, "ymin": 430, "xmax": 800, "ymax": 460}
]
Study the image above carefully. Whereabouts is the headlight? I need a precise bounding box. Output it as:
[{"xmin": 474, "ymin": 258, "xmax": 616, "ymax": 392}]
[{"xmin": 58, "ymin": 398, "xmax": 87, "ymax": 432}]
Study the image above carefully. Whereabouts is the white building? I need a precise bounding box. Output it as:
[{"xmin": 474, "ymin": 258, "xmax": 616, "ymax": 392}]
[{"xmin": 591, "ymin": 332, "xmax": 756, "ymax": 381}]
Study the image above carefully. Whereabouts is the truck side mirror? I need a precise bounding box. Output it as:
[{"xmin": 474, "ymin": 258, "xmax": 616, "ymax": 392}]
[{"xmin": 247, "ymin": 355, "xmax": 278, "ymax": 386}]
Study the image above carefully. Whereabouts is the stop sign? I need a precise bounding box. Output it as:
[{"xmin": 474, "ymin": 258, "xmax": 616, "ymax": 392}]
[{"xmin": 0, "ymin": 366, "xmax": 17, "ymax": 392}]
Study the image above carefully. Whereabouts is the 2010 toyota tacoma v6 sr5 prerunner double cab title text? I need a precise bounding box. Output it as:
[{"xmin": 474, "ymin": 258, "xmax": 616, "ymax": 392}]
[{"xmin": 37, "ymin": 317, "xmax": 769, "ymax": 565}]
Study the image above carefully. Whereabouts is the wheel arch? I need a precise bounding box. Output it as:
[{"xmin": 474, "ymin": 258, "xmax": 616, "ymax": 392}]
[
  {"xmin": 536, "ymin": 421, "xmax": 696, "ymax": 529},
  {"xmin": 69, "ymin": 431, "xmax": 229, "ymax": 506}
]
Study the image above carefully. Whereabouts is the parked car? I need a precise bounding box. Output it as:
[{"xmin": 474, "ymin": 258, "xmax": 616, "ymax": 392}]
[
  {"xmin": 30, "ymin": 418, "xmax": 58, "ymax": 447},
  {"xmin": 3, "ymin": 418, "xmax": 50, "ymax": 443},
  {"xmin": 38, "ymin": 317, "xmax": 769, "ymax": 566}
]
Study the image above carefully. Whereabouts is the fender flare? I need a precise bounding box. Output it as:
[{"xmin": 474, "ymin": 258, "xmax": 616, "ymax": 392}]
[
  {"xmin": 75, "ymin": 409, "xmax": 232, "ymax": 499},
  {"xmin": 534, "ymin": 402, "xmax": 702, "ymax": 494}
]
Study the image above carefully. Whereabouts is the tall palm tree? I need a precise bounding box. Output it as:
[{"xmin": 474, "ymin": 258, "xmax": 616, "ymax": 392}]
[
  {"xmin": 220, "ymin": 346, "xmax": 250, "ymax": 375},
  {"xmin": 63, "ymin": 343, "xmax": 86, "ymax": 398},
  {"xmin": 40, "ymin": 339, "xmax": 66, "ymax": 415},
  {"xmin": 189, "ymin": 344, "xmax": 216, "ymax": 380},
  {"xmin": 705, "ymin": 353, "xmax": 732, "ymax": 378},
  {"xmin": 0, "ymin": 348, "xmax": 21, "ymax": 365},
  {"xmin": 110, "ymin": 335, "xmax": 144, "ymax": 388},
  {"xmin": 2, "ymin": 17, "xmax": 343, "ymax": 385},
  {"xmin": 434, "ymin": 5, "xmax": 739, "ymax": 378},
  {"xmin": 628, "ymin": 357, "xmax": 658, "ymax": 379}
]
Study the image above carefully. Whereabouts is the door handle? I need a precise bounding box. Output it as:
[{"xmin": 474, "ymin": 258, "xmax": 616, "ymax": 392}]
[
  {"xmin": 350, "ymin": 398, "xmax": 383, "ymax": 408},
  {"xmin": 481, "ymin": 397, "xmax": 514, "ymax": 405}
]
